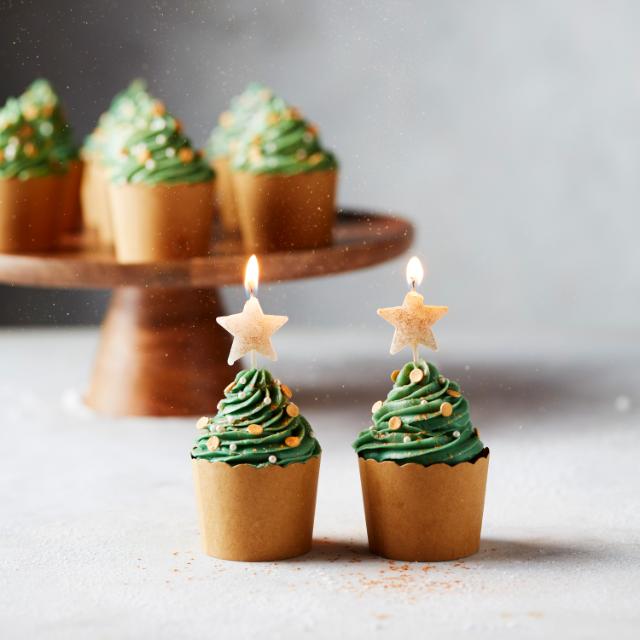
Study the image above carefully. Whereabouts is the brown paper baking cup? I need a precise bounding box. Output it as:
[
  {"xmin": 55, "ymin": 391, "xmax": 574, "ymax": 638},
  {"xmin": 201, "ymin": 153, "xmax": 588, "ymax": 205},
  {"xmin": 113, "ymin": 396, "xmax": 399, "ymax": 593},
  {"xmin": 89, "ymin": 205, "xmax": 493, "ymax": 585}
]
[
  {"xmin": 233, "ymin": 168, "xmax": 337, "ymax": 252},
  {"xmin": 192, "ymin": 456, "xmax": 320, "ymax": 561},
  {"xmin": 358, "ymin": 451, "xmax": 489, "ymax": 562},
  {"xmin": 109, "ymin": 180, "xmax": 215, "ymax": 263},
  {"xmin": 80, "ymin": 159, "xmax": 112, "ymax": 244},
  {"xmin": 212, "ymin": 156, "xmax": 239, "ymax": 234},
  {"xmin": 59, "ymin": 160, "xmax": 83, "ymax": 233},
  {"xmin": 0, "ymin": 175, "xmax": 62, "ymax": 252}
]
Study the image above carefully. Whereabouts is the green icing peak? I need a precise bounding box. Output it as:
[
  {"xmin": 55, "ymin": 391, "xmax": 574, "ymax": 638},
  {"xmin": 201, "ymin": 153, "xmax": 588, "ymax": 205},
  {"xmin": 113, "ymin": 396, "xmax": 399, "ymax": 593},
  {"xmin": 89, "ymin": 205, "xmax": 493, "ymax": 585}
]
[
  {"xmin": 353, "ymin": 360, "xmax": 486, "ymax": 466},
  {"xmin": 0, "ymin": 78, "xmax": 77, "ymax": 180},
  {"xmin": 106, "ymin": 102, "xmax": 213, "ymax": 186},
  {"xmin": 205, "ymin": 82, "xmax": 275, "ymax": 159},
  {"xmin": 231, "ymin": 94, "xmax": 337, "ymax": 175},
  {"xmin": 191, "ymin": 368, "xmax": 321, "ymax": 468}
]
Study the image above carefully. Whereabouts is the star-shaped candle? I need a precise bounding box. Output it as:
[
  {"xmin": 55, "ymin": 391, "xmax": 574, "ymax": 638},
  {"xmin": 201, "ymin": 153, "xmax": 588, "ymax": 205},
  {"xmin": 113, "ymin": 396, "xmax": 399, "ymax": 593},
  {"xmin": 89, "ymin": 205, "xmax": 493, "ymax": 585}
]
[
  {"xmin": 216, "ymin": 255, "xmax": 288, "ymax": 367},
  {"xmin": 377, "ymin": 256, "xmax": 448, "ymax": 362}
]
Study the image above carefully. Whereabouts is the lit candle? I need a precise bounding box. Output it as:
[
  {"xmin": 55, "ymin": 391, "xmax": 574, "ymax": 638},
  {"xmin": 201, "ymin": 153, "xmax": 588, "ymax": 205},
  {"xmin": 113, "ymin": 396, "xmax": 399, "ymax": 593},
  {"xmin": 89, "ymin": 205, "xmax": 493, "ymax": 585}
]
[
  {"xmin": 377, "ymin": 256, "xmax": 448, "ymax": 363},
  {"xmin": 216, "ymin": 255, "xmax": 288, "ymax": 368}
]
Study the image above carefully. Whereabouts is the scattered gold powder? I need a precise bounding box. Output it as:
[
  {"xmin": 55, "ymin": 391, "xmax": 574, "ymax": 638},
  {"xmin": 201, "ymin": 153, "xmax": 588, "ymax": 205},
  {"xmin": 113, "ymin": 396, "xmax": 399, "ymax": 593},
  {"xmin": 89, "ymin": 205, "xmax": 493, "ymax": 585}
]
[
  {"xmin": 286, "ymin": 403, "xmax": 300, "ymax": 417},
  {"xmin": 206, "ymin": 436, "xmax": 220, "ymax": 451},
  {"xmin": 247, "ymin": 424, "xmax": 263, "ymax": 436},
  {"xmin": 196, "ymin": 416, "xmax": 209, "ymax": 429},
  {"xmin": 440, "ymin": 402, "xmax": 453, "ymax": 417},
  {"xmin": 389, "ymin": 416, "xmax": 402, "ymax": 431}
]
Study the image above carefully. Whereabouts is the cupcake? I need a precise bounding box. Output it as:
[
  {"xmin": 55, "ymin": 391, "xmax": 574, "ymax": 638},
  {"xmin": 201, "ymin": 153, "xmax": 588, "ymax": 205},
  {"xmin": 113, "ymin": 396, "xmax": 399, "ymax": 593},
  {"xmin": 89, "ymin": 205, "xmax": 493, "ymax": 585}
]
[
  {"xmin": 353, "ymin": 360, "xmax": 489, "ymax": 561},
  {"xmin": 205, "ymin": 82, "xmax": 274, "ymax": 235},
  {"xmin": 81, "ymin": 80, "xmax": 154, "ymax": 244},
  {"xmin": 107, "ymin": 100, "xmax": 215, "ymax": 263},
  {"xmin": 231, "ymin": 95, "xmax": 338, "ymax": 252},
  {"xmin": 0, "ymin": 95, "xmax": 63, "ymax": 252},
  {"xmin": 19, "ymin": 79, "xmax": 81, "ymax": 233},
  {"xmin": 191, "ymin": 368, "xmax": 321, "ymax": 561}
]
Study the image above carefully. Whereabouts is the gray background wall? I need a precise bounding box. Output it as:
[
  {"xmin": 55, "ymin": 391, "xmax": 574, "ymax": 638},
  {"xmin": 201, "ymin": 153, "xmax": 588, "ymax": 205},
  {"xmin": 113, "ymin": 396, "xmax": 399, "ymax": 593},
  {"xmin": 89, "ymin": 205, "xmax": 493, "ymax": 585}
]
[{"xmin": 0, "ymin": 0, "xmax": 638, "ymax": 336}]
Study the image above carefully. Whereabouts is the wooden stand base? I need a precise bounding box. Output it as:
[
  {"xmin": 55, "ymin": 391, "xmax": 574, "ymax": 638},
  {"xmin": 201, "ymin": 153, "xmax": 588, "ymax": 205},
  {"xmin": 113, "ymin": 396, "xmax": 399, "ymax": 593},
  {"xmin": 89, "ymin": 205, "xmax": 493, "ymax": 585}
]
[{"xmin": 86, "ymin": 287, "xmax": 238, "ymax": 417}]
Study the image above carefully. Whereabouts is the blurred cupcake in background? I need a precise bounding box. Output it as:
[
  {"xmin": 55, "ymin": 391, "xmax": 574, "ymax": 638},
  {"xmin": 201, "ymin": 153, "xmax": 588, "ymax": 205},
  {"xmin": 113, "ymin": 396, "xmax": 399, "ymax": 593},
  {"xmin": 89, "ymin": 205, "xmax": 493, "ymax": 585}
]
[
  {"xmin": 107, "ymin": 100, "xmax": 215, "ymax": 263},
  {"xmin": 205, "ymin": 82, "xmax": 274, "ymax": 235},
  {"xmin": 19, "ymin": 79, "xmax": 82, "ymax": 233},
  {"xmin": 231, "ymin": 95, "xmax": 338, "ymax": 253},
  {"xmin": 81, "ymin": 79, "xmax": 154, "ymax": 245},
  {"xmin": 0, "ymin": 94, "xmax": 64, "ymax": 252}
]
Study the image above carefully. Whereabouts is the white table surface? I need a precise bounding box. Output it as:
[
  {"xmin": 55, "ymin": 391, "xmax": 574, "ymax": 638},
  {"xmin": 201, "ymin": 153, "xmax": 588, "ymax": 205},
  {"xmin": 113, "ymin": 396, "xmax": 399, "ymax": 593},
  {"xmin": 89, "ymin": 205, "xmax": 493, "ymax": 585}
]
[{"xmin": 1, "ymin": 327, "xmax": 639, "ymax": 639}]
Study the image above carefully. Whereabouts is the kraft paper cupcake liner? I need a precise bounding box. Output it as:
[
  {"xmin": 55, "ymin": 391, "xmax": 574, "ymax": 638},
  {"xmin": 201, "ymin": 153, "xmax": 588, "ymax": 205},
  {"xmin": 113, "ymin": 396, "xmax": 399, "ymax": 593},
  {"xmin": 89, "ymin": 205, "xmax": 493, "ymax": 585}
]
[
  {"xmin": 358, "ymin": 449, "xmax": 489, "ymax": 562},
  {"xmin": 59, "ymin": 160, "xmax": 83, "ymax": 233},
  {"xmin": 109, "ymin": 180, "xmax": 215, "ymax": 263},
  {"xmin": 212, "ymin": 156, "xmax": 239, "ymax": 234},
  {"xmin": 192, "ymin": 455, "xmax": 320, "ymax": 562},
  {"xmin": 0, "ymin": 175, "xmax": 62, "ymax": 252},
  {"xmin": 80, "ymin": 159, "xmax": 112, "ymax": 244},
  {"xmin": 233, "ymin": 168, "xmax": 337, "ymax": 253}
]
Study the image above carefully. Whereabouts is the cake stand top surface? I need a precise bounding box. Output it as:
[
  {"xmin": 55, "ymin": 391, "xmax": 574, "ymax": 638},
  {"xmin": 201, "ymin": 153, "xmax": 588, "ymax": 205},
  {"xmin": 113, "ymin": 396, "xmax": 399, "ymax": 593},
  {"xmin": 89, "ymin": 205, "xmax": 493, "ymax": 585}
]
[{"xmin": 0, "ymin": 210, "xmax": 413, "ymax": 289}]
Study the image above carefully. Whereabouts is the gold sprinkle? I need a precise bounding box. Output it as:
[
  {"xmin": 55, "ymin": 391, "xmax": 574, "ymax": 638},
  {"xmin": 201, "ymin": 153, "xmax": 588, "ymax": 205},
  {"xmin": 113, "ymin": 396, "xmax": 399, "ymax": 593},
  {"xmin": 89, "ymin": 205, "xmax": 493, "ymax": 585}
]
[
  {"xmin": 151, "ymin": 101, "xmax": 166, "ymax": 116},
  {"xmin": 409, "ymin": 368, "xmax": 424, "ymax": 384},
  {"xmin": 280, "ymin": 383, "xmax": 293, "ymax": 399},
  {"xmin": 285, "ymin": 436, "xmax": 301, "ymax": 448},
  {"xmin": 219, "ymin": 111, "xmax": 234, "ymax": 128},
  {"xmin": 247, "ymin": 424, "xmax": 263, "ymax": 436},
  {"xmin": 389, "ymin": 416, "xmax": 402, "ymax": 431},
  {"xmin": 137, "ymin": 149, "xmax": 151, "ymax": 164},
  {"xmin": 19, "ymin": 125, "xmax": 33, "ymax": 138},
  {"xmin": 175, "ymin": 118, "xmax": 183, "ymax": 132},
  {"xmin": 22, "ymin": 105, "xmax": 38, "ymax": 121},
  {"xmin": 0, "ymin": 150, "xmax": 4, "ymax": 163},
  {"xmin": 224, "ymin": 382, "xmax": 235, "ymax": 393},
  {"xmin": 308, "ymin": 152, "xmax": 324, "ymax": 165},
  {"xmin": 371, "ymin": 400, "xmax": 383, "ymax": 413},
  {"xmin": 390, "ymin": 369, "xmax": 400, "ymax": 382},
  {"xmin": 286, "ymin": 403, "xmax": 300, "ymax": 417},
  {"xmin": 42, "ymin": 104, "xmax": 54, "ymax": 117},
  {"xmin": 447, "ymin": 389, "xmax": 461, "ymax": 398},
  {"xmin": 196, "ymin": 416, "xmax": 209, "ymax": 429},
  {"xmin": 440, "ymin": 402, "xmax": 453, "ymax": 417},
  {"xmin": 206, "ymin": 436, "xmax": 220, "ymax": 451},
  {"xmin": 266, "ymin": 112, "xmax": 280, "ymax": 125},
  {"xmin": 178, "ymin": 147, "xmax": 194, "ymax": 163},
  {"xmin": 23, "ymin": 142, "xmax": 36, "ymax": 157}
]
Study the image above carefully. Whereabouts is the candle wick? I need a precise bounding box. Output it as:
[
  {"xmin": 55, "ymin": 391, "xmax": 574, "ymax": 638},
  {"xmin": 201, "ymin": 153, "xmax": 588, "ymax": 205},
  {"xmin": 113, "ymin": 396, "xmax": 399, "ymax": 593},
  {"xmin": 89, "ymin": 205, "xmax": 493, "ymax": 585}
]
[{"xmin": 411, "ymin": 279, "xmax": 416, "ymax": 291}]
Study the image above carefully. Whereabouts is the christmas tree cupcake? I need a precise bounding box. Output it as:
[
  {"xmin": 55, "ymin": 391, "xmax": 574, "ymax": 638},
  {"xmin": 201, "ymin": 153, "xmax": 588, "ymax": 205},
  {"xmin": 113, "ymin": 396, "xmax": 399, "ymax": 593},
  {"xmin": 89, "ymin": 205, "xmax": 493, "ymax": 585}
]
[
  {"xmin": 191, "ymin": 256, "xmax": 321, "ymax": 561},
  {"xmin": 205, "ymin": 82, "xmax": 274, "ymax": 234},
  {"xmin": 353, "ymin": 257, "xmax": 489, "ymax": 561},
  {"xmin": 81, "ymin": 79, "xmax": 155, "ymax": 244},
  {"xmin": 231, "ymin": 94, "xmax": 338, "ymax": 252},
  {"xmin": 19, "ymin": 79, "xmax": 81, "ymax": 233},
  {"xmin": 0, "ymin": 94, "xmax": 63, "ymax": 252},
  {"xmin": 107, "ymin": 99, "xmax": 214, "ymax": 263}
]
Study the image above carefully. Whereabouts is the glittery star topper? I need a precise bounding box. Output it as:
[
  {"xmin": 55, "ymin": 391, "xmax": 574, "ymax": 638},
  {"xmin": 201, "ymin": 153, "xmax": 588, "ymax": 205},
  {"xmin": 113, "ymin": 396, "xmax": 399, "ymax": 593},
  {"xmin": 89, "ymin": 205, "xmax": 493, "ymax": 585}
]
[
  {"xmin": 377, "ymin": 257, "xmax": 448, "ymax": 361},
  {"xmin": 216, "ymin": 255, "xmax": 288, "ymax": 366}
]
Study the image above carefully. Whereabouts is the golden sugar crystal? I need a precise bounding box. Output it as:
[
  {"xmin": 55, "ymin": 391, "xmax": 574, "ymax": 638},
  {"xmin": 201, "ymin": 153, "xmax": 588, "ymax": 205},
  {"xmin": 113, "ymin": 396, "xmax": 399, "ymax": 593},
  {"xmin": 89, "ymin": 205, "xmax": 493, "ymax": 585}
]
[
  {"xmin": 196, "ymin": 416, "xmax": 210, "ymax": 429},
  {"xmin": 440, "ymin": 402, "xmax": 453, "ymax": 417}
]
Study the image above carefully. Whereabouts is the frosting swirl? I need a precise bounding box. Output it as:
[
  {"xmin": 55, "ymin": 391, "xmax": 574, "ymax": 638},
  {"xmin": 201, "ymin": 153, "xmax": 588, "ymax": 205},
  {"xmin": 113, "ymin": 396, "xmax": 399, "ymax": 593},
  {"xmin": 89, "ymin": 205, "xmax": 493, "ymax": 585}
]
[
  {"xmin": 353, "ymin": 360, "xmax": 486, "ymax": 465},
  {"xmin": 107, "ymin": 101, "xmax": 213, "ymax": 186},
  {"xmin": 19, "ymin": 79, "xmax": 78, "ymax": 167},
  {"xmin": 205, "ymin": 82, "xmax": 274, "ymax": 159},
  {"xmin": 0, "ymin": 96, "xmax": 55, "ymax": 179},
  {"xmin": 232, "ymin": 95, "xmax": 337, "ymax": 175},
  {"xmin": 191, "ymin": 368, "xmax": 321, "ymax": 467}
]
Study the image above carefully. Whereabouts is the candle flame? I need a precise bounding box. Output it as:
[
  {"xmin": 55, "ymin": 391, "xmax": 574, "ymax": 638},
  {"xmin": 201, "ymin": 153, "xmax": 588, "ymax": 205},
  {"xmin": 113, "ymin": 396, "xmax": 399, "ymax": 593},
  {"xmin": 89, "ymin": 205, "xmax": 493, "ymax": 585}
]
[
  {"xmin": 244, "ymin": 254, "xmax": 259, "ymax": 296},
  {"xmin": 406, "ymin": 256, "xmax": 424, "ymax": 289}
]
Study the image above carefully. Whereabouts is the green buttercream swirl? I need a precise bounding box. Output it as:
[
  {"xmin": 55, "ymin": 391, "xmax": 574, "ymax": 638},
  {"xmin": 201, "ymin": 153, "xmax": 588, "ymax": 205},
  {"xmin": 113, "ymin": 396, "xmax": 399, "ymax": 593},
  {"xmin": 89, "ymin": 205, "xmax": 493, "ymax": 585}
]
[
  {"xmin": 82, "ymin": 79, "xmax": 155, "ymax": 162},
  {"xmin": 191, "ymin": 368, "xmax": 321, "ymax": 468},
  {"xmin": 107, "ymin": 106, "xmax": 213, "ymax": 186},
  {"xmin": 0, "ymin": 97, "xmax": 55, "ymax": 179},
  {"xmin": 353, "ymin": 360, "xmax": 486, "ymax": 466},
  {"xmin": 205, "ymin": 82, "xmax": 274, "ymax": 159},
  {"xmin": 19, "ymin": 78, "xmax": 78, "ymax": 166},
  {"xmin": 232, "ymin": 95, "xmax": 337, "ymax": 175}
]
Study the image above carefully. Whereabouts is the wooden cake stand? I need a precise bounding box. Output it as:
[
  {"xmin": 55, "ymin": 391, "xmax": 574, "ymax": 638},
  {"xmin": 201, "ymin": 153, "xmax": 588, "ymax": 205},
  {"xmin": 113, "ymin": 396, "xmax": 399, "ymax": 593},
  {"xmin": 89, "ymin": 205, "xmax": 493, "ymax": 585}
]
[{"xmin": 0, "ymin": 210, "xmax": 413, "ymax": 416}]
